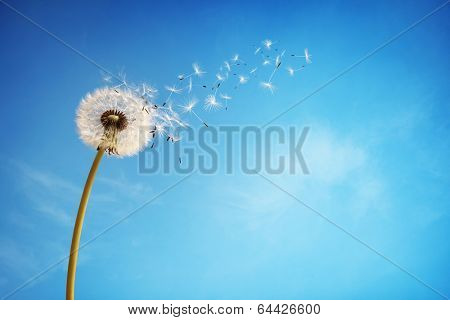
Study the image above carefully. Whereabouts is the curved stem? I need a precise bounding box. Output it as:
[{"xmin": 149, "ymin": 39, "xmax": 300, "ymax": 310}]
[{"xmin": 66, "ymin": 148, "xmax": 104, "ymax": 300}]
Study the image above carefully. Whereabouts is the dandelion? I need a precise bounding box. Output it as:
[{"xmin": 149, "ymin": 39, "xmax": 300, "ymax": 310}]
[
  {"xmin": 261, "ymin": 81, "xmax": 275, "ymax": 94},
  {"xmin": 68, "ymin": 87, "xmax": 152, "ymax": 300},
  {"xmin": 204, "ymin": 94, "xmax": 222, "ymax": 111}
]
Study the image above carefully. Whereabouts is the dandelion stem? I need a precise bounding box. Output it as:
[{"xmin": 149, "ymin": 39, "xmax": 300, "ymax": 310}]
[{"xmin": 66, "ymin": 147, "xmax": 105, "ymax": 300}]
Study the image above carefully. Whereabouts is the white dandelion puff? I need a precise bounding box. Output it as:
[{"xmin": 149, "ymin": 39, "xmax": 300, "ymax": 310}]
[
  {"xmin": 77, "ymin": 87, "xmax": 152, "ymax": 156},
  {"xmin": 204, "ymin": 94, "xmax": 222, "ymax": 111}
]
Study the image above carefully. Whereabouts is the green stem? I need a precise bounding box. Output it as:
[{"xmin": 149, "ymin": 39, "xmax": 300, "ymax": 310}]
[{"xmin": 66, "ymin": 148, "xmax": 104, "ymax": 300}]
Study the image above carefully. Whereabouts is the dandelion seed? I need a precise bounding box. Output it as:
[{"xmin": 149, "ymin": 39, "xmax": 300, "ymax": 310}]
[
  {"xmin": 224, "ymin": 61, "xmax": 231, "ymax": 71},
  {"xmin": 178, "ymin": 74, "xmax": 185, "ymax": 80},
  {"xmin": 231, "ymin": 54, "xmax": 240, "ymax": 63},
  {"xmin": 304, "ymin": 48, "xmax": 312, "ymax": 64},
  {"xmin": 165, "ymin": 85, "xmax": 183, "ymax": 94},
  {"xmin": 193, "ymin": 63, "xmax": 206, "ymax": 76},
  {"xmin": 204, "ymin": 94, "xmax": 222, "ymax": 111},
  {"xmin": 287, "ymin": 67, "xmax": 295, "ymax": 76},
  {"xmin": 262, "ymin": 59, "xmax": 271, "ymax": 66},
  {"xmin": 261, "ymin": 81, "xmax": 275, "ymax": 94},
  {"xmin": 292, "ymin": 48, "xmax": 312, "ymax": 64},
  {"xmin": 238, "ymin": 75, "xmax": 248, "ymax": 84},
  {"xmin": 263, "ymin": 39, "xmax": 273, "ymax": 50},
  {"xmin": 102, "ymin": 73, "xmax": 112, "ymax": 83},
  {"xmin": 275, "ymin": 55, "xmax": 282, "ymax": 69},
  {"xmin": 180, "ymin": 98, "xmax": 198, "ymax": 113}
]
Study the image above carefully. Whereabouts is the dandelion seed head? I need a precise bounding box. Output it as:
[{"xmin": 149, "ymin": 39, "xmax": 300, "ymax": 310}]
[{"xmin": 77, "ymin": 87, "xmax": 152, "ymax": 156}]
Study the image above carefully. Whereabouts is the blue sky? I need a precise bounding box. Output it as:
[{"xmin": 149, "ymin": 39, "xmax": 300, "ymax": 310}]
[{"xmin": 0, "ymin": 0, "xmax": 449, "ymax": 299}]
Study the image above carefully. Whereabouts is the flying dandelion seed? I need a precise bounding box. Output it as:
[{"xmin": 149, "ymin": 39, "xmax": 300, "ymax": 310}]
[
  {"xmin": 231, "ymin": 54, "xmax": 240, "ymax": 63},
  {"xmin": 220, "ymin": 93, "xmax": 232, "ymax": 110},
  {"xmin": 224, "ymin": 61, "xmax": 231, "ymax": 71},
  {"xmin": 238, "ymin": 75, "xmax": 249, "ymax": 84},
  {"xmin": 287, "ymin": 67, "xmax": 295, "ymax": 76},
  {"xmin": 178, "ymin": 74, "xmax": 185, "ymax": 80},
  {"xmin": 263, "ymin": 39, "xmax": 273, "ymax": 50},
  {"xmin": 292, "ymin": 48, "xmax": 312, "ymax": 64},
  {"xmin": 165, "ymin": 85, "xmax": 183, "ymax": 94},
  {"xmin": 204, "ymin": 94, "xmax": 222, "ymax": 111},
  {"xmin": 261, "ymin": 81, "xmax": 275, "ymax": 94},
  {"xmin": 77, "ymin": 88, "xmax": 152, "ymax": 156},
  {"xmin": 303, "ymin": 48, "xmax": 312, "ymax": 64},
  {"xmin": 192, "ymin": 63, "xmax": 206, "ymax": 76}
]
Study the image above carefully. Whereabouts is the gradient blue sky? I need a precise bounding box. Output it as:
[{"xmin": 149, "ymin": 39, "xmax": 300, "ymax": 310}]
[{"xmin": 0, "ymin": 0, "xmax": 449, "ymax": 299}]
